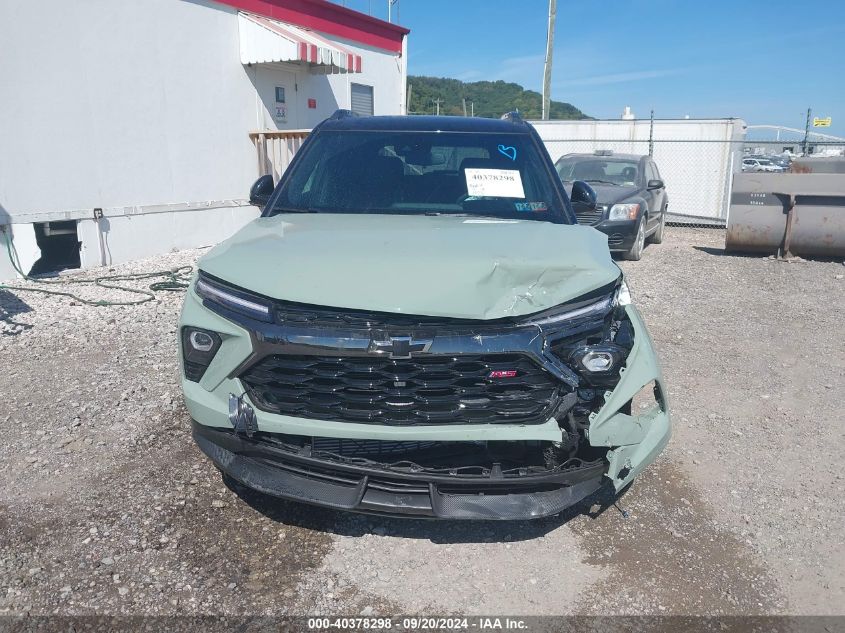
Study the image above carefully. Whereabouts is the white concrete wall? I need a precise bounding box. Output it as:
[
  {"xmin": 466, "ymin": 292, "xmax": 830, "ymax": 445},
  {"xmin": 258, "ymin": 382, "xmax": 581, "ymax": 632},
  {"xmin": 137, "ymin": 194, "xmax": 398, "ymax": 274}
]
[
  {"xmin": 532, "ymin": 119, "xmax": 747, "ymax": 222},
  {"xmin": 0, "ymin": 0, "xmax": 258, "ymax": 218},
  {"xmin": 0, "ymin": 225, "xmax": 40, "ymax": 281},
  {"xmin": 77, "ymin": 206, "xmax": 260, "ymax": 268},
  {"xmin": 0, "ymin": 0, "xmax": 406, "ymax": 279}
]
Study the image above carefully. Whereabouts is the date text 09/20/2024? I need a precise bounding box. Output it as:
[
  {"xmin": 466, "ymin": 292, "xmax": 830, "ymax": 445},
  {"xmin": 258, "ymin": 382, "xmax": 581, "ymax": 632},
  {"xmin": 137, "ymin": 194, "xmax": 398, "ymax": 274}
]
[{"xmin": 307, "ymin": 617, "xmax": 528, "ymax": 630}]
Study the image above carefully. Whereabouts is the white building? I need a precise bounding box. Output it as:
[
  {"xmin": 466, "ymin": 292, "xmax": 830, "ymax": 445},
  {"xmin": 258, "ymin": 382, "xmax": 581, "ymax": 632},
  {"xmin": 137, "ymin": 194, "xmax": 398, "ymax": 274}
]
[{"xmin": 0, "ymin": 0, "xmax": 408, "ymax": 279}]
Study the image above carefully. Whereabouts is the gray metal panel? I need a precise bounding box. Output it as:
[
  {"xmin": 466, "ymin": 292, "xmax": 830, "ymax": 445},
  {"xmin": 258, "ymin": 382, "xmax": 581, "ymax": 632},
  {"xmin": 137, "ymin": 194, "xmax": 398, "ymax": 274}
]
[
  {"xmin": 726, "ymin": 173, "xmax": 845, "ymax": 256},
  {"xmin": 792, "ymin": 157, "xmax": 845, "ymax": 174},
  {"xmin": 350, "ymin": 83, "xmax": 374, "ymax": 116}
]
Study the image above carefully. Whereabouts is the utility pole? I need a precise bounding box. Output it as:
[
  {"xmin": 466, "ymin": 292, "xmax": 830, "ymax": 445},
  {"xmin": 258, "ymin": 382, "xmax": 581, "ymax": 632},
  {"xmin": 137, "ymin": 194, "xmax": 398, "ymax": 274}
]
[
  {"xmin": 462, "ymin": 98, "xmax": 467, "ymax": 117},
  {"xmin": 541, "ymin": 0, "xmax": 557, "ymax": 120},
  {"xmin": 648, "ymin": 109, "xmax": 655, "ymax": 157},
  {"xmin": 470, "ymin": 101, "xmax": 474, "ymax": 117},
  {"xmin": 433, "ymin": 98, "xmax": 443, "ymax": 116},
  {"xmin": 802, "ymin": 107, "xmax": 812, "ymax": 156},
  {"xmin": 387, "ymin": 0, "xmax": 398, "ymax": 23},
  {"xmin": 406, "ymin": 82, "xmax": 412, "ymax": 114}
]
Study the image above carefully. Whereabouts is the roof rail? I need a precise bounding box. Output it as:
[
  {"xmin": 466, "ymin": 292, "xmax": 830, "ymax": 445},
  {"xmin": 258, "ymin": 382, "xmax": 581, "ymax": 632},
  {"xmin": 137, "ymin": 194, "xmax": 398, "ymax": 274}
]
[
  {"xmin": 329, "ymin": 109, "xmax": 360, "ymax": 120},
  {"xmin": 500, "ymin": 111, "xmax": 524, "ymax": 124}
]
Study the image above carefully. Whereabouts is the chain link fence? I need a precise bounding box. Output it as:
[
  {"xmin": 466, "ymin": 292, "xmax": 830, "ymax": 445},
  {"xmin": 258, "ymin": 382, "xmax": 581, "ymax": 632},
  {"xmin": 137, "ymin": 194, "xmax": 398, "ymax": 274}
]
[
  {"xmin": 542, "ymin": 138, "xmax": 739, "ymax": 228},
  {"xmin": 535, "ymin": 131, "xmax": 845, "ymax": 230}
]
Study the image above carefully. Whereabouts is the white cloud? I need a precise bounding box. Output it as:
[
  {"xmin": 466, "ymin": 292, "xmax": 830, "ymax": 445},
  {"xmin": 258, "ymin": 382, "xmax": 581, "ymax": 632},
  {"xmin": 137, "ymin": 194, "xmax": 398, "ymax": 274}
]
[
  {"xmin": 495, "ymin": 54, "xmax": 545, "ymax": 86},
  {"xmin": 556, "ymin": 68, "xmax": 687, "ymax": 88}
]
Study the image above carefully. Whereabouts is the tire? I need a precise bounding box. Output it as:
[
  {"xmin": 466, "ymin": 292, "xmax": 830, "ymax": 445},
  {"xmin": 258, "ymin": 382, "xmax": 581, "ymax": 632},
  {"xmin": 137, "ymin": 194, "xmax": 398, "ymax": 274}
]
[
  {"xmin": 623, "ymin": 216, "xmax": 646, "ymax": 261},
  {"xmin": 648, "ymin": 208, "xmax": 666, "ymax": 244}
]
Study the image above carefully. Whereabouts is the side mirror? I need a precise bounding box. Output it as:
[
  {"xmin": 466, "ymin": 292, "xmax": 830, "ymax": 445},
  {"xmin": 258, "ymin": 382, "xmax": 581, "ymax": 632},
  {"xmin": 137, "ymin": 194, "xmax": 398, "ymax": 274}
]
[
  {"xmin": 249, "ymin": 174, "xmax": 275, "ymax": 207},
  {"xmin": 647, "ymin": 179, "xmax": 664, "ymax": 190},
  {"xmin": 570, "ymin": 180, "xmax": 598, "ymax": 208}
]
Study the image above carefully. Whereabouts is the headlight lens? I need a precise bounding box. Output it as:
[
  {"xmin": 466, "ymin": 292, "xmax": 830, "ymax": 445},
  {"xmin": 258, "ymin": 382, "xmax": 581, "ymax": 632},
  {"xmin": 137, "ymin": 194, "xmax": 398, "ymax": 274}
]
[
  {"xmin": 582, "ymin": 350, "xmax": 614, "ymax": 372},
  {"xmin": 195, "ymin": 273, "xmax": 272, "ymax": 322},
  {"xmin": 608, "ymin": 203, "xmax": 640, "ymax": 221},
  {"xmin": 569, "ymin": 344, "xmax": 627, "ymax": 375},
  {"xmin": 189, "ymin": 330, "xmax": 216, "ymax": 352},
  {"xmin": 181, "ymin": 326, "xmax": 222, "ymax": 382},
  {"xmin": 523, "ymin": 294, "xmax": 615, "ymax": 329}
]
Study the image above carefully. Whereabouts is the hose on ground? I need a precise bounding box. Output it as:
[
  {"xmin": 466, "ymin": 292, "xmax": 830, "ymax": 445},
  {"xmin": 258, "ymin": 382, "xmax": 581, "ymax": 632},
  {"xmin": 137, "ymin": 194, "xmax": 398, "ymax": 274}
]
[{"xmin": 0, "ymin": 228, "xmax": 193, "ymax": 307}]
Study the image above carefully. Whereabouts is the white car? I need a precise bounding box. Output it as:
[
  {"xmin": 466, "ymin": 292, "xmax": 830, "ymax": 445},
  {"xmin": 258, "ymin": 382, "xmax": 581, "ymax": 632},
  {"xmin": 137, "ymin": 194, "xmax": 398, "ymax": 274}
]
[{"xmin": 742, "ymin": 157, "xmax": 784, "ymax": 173}]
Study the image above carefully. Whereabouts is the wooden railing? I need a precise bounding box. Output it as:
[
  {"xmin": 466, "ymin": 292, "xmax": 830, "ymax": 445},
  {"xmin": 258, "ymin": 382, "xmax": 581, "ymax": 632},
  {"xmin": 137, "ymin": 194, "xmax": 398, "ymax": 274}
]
[{"xmin": 249, "ymin": 129, "xmax": 311, "ymax": 183}]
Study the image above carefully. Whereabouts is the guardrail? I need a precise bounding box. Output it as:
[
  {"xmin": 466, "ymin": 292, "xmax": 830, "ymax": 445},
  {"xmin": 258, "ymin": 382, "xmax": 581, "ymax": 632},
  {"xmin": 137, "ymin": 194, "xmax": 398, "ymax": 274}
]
[{"xmin": 249, "ymin": 129, "xmax": 311, "ymax": 183}]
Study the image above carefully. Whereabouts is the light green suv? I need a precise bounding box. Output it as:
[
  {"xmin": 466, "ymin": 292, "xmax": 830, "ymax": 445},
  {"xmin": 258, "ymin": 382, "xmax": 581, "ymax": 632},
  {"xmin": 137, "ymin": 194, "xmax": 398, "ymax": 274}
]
[{"xmin": 179, "ymin": 111, "xmax": 670, "ymax": 520}]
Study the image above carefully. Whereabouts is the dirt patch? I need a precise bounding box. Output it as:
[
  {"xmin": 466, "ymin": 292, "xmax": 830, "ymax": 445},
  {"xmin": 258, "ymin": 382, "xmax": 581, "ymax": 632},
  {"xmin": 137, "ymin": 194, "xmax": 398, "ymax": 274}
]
[{"xmin": 571, "ymin": 459, "xmax": 783, "ymax": 614}]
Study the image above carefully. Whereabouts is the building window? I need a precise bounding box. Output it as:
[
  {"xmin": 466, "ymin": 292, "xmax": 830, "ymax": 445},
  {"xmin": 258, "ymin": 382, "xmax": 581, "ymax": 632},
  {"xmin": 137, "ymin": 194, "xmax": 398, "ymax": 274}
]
[
  {"xmin": 350, "ymin": 83, "xmax": 374, "ymax": 116},
  {"xmin": 274, "ymin": 86, "xmax": 287, "ymax": 122}
]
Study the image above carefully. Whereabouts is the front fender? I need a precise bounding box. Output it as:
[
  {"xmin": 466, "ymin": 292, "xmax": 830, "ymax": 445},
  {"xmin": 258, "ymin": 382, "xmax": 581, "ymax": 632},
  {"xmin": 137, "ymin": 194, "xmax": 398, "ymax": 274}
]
[{"xmin": 587, "ymin": 304, "xmax": 671, "ymax": 490}]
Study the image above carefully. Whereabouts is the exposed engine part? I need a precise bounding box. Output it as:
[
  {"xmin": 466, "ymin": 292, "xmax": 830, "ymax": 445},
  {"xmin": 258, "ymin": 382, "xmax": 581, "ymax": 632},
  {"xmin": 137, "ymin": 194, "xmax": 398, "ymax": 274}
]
[{"xmin": 543, "ymin": 431, "xmax": 581, "ymax": 468}]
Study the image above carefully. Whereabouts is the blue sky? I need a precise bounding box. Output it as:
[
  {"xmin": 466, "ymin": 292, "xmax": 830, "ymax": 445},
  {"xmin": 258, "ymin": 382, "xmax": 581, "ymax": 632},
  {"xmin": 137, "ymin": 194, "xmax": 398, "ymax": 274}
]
[{"xmin": 340, "ymin": 0, "xmax": 845, "ymax": 136}]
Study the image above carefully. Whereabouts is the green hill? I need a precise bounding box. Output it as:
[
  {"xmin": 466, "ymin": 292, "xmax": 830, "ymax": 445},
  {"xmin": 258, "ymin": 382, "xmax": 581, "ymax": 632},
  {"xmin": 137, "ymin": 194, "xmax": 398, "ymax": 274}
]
[{"xmin": 407, "ymin": 75, "xmax": 589, "ymax": 120}]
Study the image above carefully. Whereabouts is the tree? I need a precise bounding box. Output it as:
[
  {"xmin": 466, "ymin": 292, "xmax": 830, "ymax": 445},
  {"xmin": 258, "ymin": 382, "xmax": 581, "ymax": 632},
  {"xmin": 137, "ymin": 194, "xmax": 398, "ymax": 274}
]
[{"xmin": 407, "ymin": 76, "xmax": 589, "ymax": 120}]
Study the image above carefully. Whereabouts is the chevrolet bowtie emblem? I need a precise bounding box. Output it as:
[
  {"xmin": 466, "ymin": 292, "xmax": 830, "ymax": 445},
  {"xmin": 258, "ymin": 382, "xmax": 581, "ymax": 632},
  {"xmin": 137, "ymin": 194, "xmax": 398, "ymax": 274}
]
[{"xmin": 369, "ymin": 336, "xmax": 433, "ymax": 359}]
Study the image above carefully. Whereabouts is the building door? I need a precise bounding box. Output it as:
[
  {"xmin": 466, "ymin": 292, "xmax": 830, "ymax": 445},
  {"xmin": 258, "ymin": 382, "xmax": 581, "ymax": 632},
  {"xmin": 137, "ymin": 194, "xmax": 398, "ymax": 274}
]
[
  {"xmin": 255, "ymin": 67, "xmax": 298, "ymax": 129},
  {"xmin": 350, "ymin": 83, "xmax": 374, "ymax": 116}
]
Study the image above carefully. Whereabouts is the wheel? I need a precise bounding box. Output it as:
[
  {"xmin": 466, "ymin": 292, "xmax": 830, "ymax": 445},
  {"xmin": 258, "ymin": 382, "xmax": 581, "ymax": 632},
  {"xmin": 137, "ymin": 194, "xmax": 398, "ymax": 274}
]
[
  {"xmin": 623, "ymin": 216, "xmax": 646, "ymax": 261},
  {"xmin": 648, "ymin": 208, "xmax": 666, "ymax": 244}
]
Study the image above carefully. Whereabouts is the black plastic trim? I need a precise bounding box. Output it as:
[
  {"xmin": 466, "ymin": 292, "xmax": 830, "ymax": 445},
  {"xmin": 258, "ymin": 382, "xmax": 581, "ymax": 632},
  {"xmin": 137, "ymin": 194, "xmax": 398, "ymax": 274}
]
[{"xmin": 193, "ymin": 421, "xmax": 606, "ymax": 520}]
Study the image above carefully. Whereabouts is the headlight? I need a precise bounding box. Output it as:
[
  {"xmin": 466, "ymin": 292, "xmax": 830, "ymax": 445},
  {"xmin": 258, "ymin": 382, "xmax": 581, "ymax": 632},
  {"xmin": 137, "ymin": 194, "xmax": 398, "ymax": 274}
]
[
  {"xmin": 195, "ymin": 273, "xmax": 272, "ymax": 322},
  {"xmin": 181, "ymin": 326, "xmax": 222, "ymax": 382},
  {"xmin": 608, "ymin": 203, "xmax": 640, "ymax": 221},
  {"xmin": 522, "ymin": 293, "xmax": 615, "ymax": 329},
  {"xmin": 569, "ymin": 344, "xmax": 627, "ymax": 375},
  {"xmin": 582, "ymin": 350, "xmax": 614, "ymax": 372}
]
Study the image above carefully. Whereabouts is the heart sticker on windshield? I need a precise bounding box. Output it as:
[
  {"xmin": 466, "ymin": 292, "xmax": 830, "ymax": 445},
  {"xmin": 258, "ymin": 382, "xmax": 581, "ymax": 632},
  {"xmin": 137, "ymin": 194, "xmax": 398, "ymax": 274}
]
[{"xmin": 497, "ymin": 144, "xmax": 517, "ymax": 161}]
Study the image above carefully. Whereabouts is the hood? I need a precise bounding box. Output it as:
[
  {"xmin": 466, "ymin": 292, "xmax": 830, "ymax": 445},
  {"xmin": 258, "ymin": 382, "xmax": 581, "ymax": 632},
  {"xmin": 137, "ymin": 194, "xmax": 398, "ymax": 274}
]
[
  {"xmin": 198, "ymin": 214, "xmax": 620, "ymax": 320},
  {"xmin": 565, "ymin": 183, "xmax": 640, "ymax": 205}
]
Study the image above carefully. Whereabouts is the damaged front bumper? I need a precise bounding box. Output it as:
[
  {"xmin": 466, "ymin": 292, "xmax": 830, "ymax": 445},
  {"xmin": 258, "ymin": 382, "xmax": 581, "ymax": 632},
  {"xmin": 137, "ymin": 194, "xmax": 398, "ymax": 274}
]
[
  {"xmin": 180, "ymin": 282, "xmax": 670, "ymax": 519},
  {"xmin": 193, "ymin": 421, "xmax": 607, "ymax": 519}
]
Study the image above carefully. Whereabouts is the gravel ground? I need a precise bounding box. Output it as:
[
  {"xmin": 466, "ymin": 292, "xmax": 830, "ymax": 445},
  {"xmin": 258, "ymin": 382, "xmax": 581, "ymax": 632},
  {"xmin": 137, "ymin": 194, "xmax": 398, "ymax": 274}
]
[{"xmin": 1, "ymin": 227, "xmax": 843, "ymax": 619}]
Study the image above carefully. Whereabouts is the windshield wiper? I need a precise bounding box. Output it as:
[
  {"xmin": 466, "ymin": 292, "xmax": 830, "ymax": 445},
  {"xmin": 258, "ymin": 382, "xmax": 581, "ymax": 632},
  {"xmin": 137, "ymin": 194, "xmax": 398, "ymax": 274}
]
[{"xmin": 584, "ymin": 179, "xmax": 619, "ymax": 186}]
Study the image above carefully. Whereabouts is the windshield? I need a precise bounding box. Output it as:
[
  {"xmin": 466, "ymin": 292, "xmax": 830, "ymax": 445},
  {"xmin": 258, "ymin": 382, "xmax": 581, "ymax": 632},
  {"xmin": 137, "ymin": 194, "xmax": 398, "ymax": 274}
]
[
  {"xmin": 555, "ymin": 156, "xmax": 641, "ymax": 186},
  {"xmin": 268, "ymin": 130, "xmax": 570, "ymax": 223}
]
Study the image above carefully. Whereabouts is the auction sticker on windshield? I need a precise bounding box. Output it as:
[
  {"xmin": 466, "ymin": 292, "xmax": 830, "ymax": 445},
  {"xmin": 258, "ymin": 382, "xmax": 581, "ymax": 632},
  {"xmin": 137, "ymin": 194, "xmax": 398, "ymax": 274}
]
[{"xmin": 464, "ymin": 168, "xmax": 525, "ymax": 198}]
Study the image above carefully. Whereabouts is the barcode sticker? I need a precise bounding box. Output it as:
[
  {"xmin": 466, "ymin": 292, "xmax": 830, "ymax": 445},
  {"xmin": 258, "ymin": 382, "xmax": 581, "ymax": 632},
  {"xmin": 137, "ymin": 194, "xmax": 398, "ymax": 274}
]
[{"xmin": 464, "ymin": 169, "xmax": 525, "ymax": 199}]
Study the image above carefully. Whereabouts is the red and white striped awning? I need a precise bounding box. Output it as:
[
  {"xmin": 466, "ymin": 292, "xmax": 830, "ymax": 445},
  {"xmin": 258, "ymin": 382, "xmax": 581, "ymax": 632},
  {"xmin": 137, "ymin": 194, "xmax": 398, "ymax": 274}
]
[{"xmin": 238, "ymin": 12, "xmax": 362, "ymax": 74}]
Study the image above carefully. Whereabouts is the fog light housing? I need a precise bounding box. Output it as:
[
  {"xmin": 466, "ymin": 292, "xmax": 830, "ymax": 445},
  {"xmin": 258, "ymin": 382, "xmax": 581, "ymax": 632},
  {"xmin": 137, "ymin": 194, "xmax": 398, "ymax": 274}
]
[{"xmin": 181, "ymin": 326, "xmax": 222, "ymax": 382}]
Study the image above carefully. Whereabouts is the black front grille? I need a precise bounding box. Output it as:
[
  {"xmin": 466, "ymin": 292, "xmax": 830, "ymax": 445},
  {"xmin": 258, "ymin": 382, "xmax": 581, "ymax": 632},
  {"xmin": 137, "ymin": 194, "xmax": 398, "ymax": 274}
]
[
  {"xmin": 312, "ymin": 438, "xmax": 442, "ymax": 457},
  {"xmin": 575, "ymin": 206, "xmax": 605, "ymax": 225},
  {"xmin": 240, "ymin": 353, "xmax": 560, "ymax": 426}
]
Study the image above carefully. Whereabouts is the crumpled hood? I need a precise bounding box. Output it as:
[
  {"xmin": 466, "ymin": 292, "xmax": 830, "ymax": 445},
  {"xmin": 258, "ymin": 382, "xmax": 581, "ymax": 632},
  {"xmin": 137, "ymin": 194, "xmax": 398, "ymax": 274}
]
[{"xmin": 198, "ymin": 214, "xmax": 620, "ymax": 320}]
